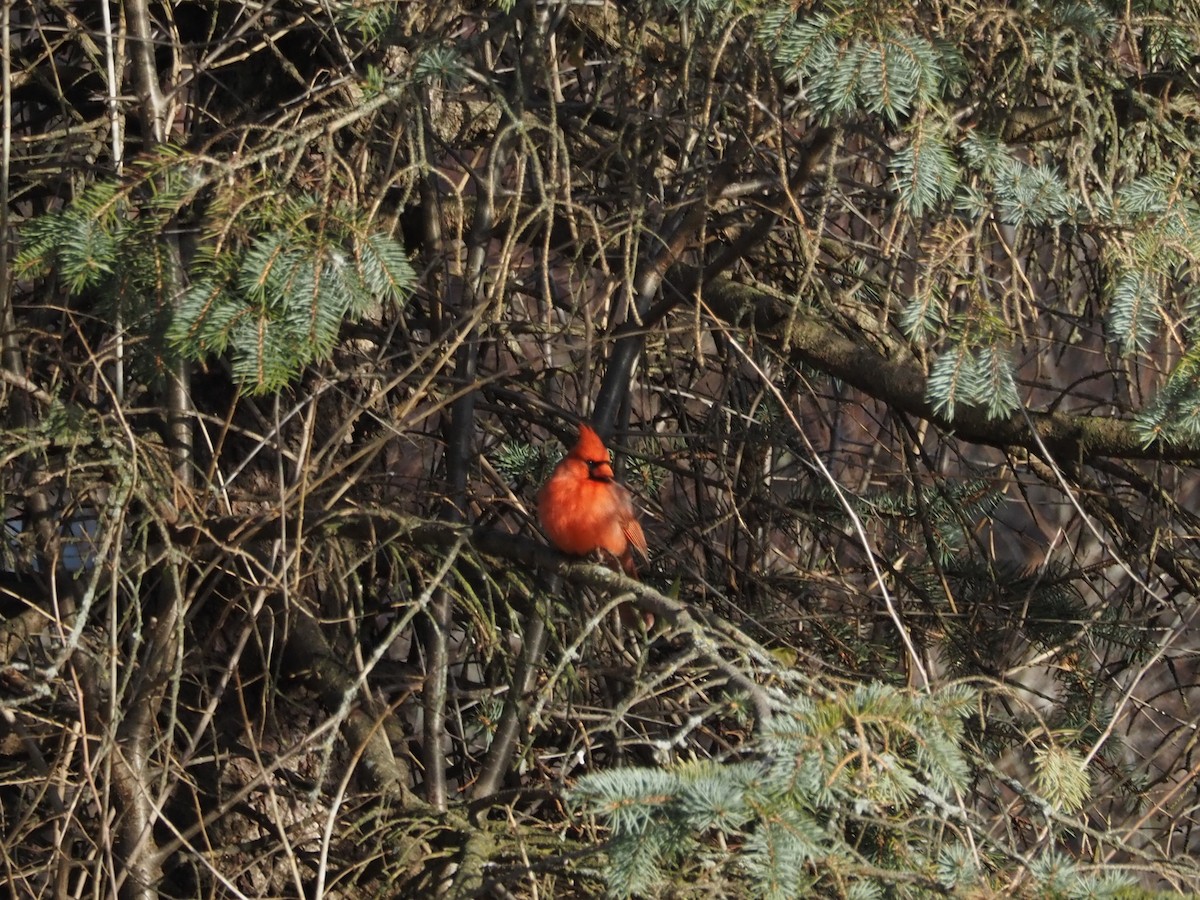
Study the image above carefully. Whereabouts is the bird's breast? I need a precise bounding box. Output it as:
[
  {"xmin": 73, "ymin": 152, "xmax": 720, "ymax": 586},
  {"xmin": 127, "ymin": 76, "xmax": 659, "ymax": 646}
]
[{"xmin": 537, "ymin": 473, "xmax": 630, "ymax": 558}]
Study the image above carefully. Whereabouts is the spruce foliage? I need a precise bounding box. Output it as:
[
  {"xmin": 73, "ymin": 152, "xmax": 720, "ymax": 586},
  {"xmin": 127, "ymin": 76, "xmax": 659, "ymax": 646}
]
[
  {"xmin": 756, "ymin": 0, "xmax": 1200, "ymax": 434},
  {"xmin": 17, "ymin": 158, "xmax": 414, "ymax": 394},
  {"xmin": 572, "ymin": 682, "xmax": 1135, "ymax": 898},
  {"xmin": 169, "ymin": 193, "xmax": 415, "ymax": 392}
]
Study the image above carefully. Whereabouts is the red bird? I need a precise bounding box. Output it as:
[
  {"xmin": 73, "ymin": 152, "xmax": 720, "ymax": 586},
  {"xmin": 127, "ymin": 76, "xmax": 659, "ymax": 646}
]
[{"xmin": 537, "ymin": 424, "xmax": 648, "ymax": 579}]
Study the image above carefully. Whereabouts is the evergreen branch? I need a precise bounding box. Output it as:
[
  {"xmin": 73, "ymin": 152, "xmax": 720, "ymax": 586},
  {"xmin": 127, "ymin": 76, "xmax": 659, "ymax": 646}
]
[
  {"xmin": 926, "ymin": 341, "xmax": 975, "ymax": 421},
  {"xmin": 891, "ymin": 121, "xmax": 959, "ymax": 217},
  {"xmin": 1106, "ymin": 269, "xmax": 1163, "ymax": 355},
  {"xmin": 697, "ymin": 275, "xmax": 1200, "ymax": 462},
  {"xmin": 571, "ymin": 683, "xmax": 984, "ymax": 897}
]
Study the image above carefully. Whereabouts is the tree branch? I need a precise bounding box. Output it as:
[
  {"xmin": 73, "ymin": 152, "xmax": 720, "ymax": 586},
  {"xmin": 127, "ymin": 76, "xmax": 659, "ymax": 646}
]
[
  {"xmin": 591, "ymin": 153, "xmax": 743, "ymax": 436},
  {"xmin": 468, "ymin": 610, "xmax": 548, "ymax": 801},
  {"xmin": 177, "ymin": 508, "xmax": 779, "ymax": 729},
  {"xmin": 698, "ymin": 276, "xmax": 1198, "ymax": 463}
]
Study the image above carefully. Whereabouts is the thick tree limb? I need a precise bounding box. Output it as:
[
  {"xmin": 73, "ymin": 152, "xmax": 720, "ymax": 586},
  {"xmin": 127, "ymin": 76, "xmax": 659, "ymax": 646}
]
[{"xmin": 698, "ymin": 276, "xmax": 1199, "ymax": 464}]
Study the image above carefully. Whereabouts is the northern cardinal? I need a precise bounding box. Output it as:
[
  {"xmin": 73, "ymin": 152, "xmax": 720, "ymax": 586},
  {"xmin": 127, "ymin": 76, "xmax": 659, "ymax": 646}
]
[{"xmin": 537, "ymin": 423, "xmax": 649, "ymax": 586}]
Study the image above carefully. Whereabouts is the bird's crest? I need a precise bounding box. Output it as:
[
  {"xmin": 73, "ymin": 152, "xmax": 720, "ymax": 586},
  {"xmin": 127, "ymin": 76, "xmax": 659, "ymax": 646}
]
[{"xmin": 571, "ymin": 424, "xmax": 610, "ymax": 464}]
